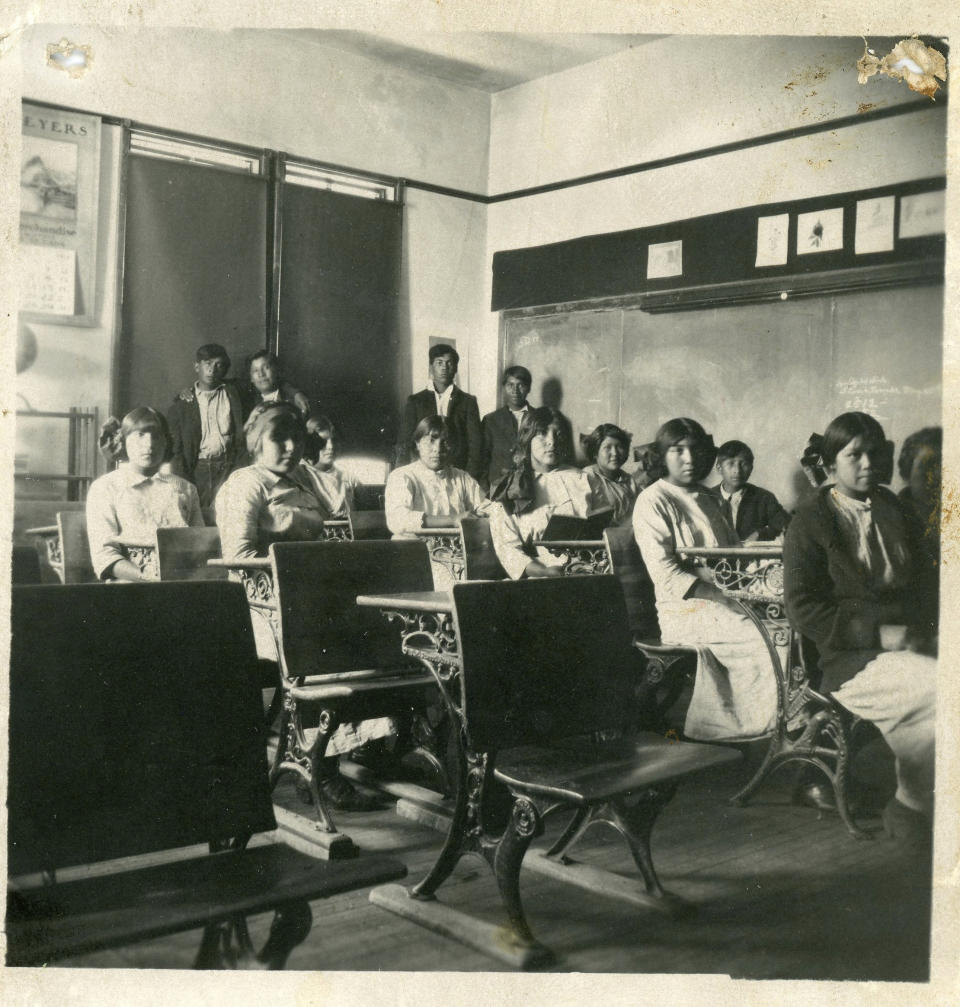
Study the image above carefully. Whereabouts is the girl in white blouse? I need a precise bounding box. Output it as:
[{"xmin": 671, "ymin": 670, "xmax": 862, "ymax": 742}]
[
  {"xmin": 385, "ymin": 416, "xmax": 487, "ymax": 534},
  {"xmin": 489, "ymin": 407, "xmax": 600, "ymax": 579},
  {"xmin": 632, "ymin": 417, "xmax": 776, "ymax": 742},
  {"xmin": 386, "ymin": 416, "xmax": 487, "ymax": 588},
  {"xmin": 216, "ymin": 402, "xmax": 331, "ymax": 561},
  {"xmin": 86, "ymin": 407, "xmax": 203, "ymax": 581}
]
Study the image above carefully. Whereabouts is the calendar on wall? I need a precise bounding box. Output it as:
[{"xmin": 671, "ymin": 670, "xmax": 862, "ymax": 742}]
[{"xmin": 19, "ymin": 102, "xmax": 101, "ymax": 325}]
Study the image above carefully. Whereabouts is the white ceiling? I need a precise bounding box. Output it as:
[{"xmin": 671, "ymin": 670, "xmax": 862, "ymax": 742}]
[{"xmin": 272, "ymin": 31, "xmax": 666, "ymax": 93}]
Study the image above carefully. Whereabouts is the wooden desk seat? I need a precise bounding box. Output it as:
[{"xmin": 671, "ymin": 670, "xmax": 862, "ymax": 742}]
[
  {"xmin": 495, "ymin": 733, "xmax": 739, "ymax": 804},
  {"xmin": 348, "ymin": 509, "xmax": 391, "ymax": 540},
  {"xmin": 458, "ymin": 515, "xmax": 507, "ymax": 580},
  {"xmin": 7, "ymin": 582, "xmax": 406, "ymax": 968},
  {"xmin": 270, "ymin": 540, "xmax": 444, "ymax": 857},
  {"xmin": 374, "ymin": 576, "xmax": 740, "ymax": 966},
  {"xmin": 60, "ymin": 510, "xmax": 98, "ymax": 583},
  {"xmin": 12, "ymin": 544, "xmax": 42, "ymax": 584},
  {"xmin": 603, "ymin": 525, "xmax": 697, "ymax": 729},
  {"xmin": 156, "ymin": 526, "xmax": 228, "ymax": 581}
]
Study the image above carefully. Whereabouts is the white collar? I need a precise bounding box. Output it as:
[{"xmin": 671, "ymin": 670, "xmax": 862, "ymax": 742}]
[
  {"xmin": 119, "ymin": 464, "xmax": 171, "ymax": 489},
  {"xmin": 413, "ymin": 459, "xmax": 453, "ymax": 480},
  {"xmin": 194, "ymin": 381, "xmax": 226, "ymax": 398}
]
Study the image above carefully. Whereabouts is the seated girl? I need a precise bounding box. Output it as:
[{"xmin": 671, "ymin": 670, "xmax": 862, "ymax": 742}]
[
  {"xmin": 86, "ymin": 407, "xmax": 204, "ymax": 581},
  {"xmin": 897, "ymin": 426, "xmax": 941, "ymax": 614},
  {"xmin": 215, "ymin": 402, "xmax": 332, "ymax": 560},
  {"xmin": 784, "ymin": 412, "xmax": 937, "ymax": 849},
  {"xmin": 385, "ymin": 416, "xmax": 487, "ymax": 587},
  {"xmin": 632, "ymin": 417, "xmax": 777, "ymax": 741},
  {"xmin": 489, "ymin": 406, "xmax": 601, "ymax": 579},
  {"xmin": 582, "ymin": 422, "xmax": 638, "ymax": 524},
  {"xmin": 299, "ymin": 413, "xmax": 359, "ymax": 518},
  {"xmin": 216, "ymin": 401, "xmax": 386, "ymax": 812}
]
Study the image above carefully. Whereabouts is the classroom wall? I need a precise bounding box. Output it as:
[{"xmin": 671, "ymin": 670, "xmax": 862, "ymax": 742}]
[
  {"xmin": 18, "ymin": 26, "xmax": 491, "ymax": 450},
  {"xmin": 14, "ymin": 122, "xmax": 122, "ymax": 483},
  {"xmin": 476, "ymin": 36, "xmax": 947, "ymax": 435}
]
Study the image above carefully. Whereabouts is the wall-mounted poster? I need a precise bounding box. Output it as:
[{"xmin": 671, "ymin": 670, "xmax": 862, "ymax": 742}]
[
  {"xmin": 19, "ymin": 102, "xmax": 101, "ymax": 325},
  {"xmin": 755, "ymin": 213, "xmax": 789, "ymax": 267},
  {"xmin": 899, "ymin": 189, "xmax": 945, "ymax": 239},
  {"xmin": 647, "ymin": 240, "xmax": 683, "ymax": 279},
  {"xmin": 855, "ymin": 196, "xmax": 895, "ymax": 255},
  {"xmin": 796, "ymin": 207, "xmax": 844, "ymax": 255}
]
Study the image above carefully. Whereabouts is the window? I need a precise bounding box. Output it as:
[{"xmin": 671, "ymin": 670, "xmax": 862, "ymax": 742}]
[
  {"xmin": 129, "ymin": 130, "xmax": 263, "ymax": 175},
  {"xmin": 284, "ymin": 161, "xmax": 397, "ymax": 201}
]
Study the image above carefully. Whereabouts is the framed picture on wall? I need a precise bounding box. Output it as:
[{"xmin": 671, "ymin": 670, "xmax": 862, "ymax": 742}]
[{"xmin": 19, "ymin": 102, "xmax": 101, "ymax": 326}]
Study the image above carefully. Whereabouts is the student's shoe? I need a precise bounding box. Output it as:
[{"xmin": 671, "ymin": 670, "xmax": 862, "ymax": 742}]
[
  {"xmin": 317, "ymin": 771, "xmax": 382, "ymax": 812},
  {"xmin": 316, "ymin": 757, "xmax": 381, "ymax": 812},
  {"xmin": 881, "ymin": 798, "xmax": 932, "ymax": 854},
  {"xmin": 792, "ymin": 781, "xmax": 837, "ymax": 813},
  {"xmin": 349, "ymin": 739, "xmax": 399, "ymax": 772}
]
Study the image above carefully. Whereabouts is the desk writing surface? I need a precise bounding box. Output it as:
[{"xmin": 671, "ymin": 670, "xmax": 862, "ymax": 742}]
[
  {"xmin": 677, "ymin": 545, "xmax": 783, "ymax": 559},
  {"xmin": 356, "ymin": 590, "xmax": 451, "ymax": 612}
]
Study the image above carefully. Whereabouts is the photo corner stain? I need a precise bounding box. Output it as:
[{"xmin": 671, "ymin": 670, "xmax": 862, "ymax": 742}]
[
  {"xmin": 857, "ymin": 37, "xmax": 947, "ymax": 99},
  {"xmin": 46, "ymin": 38, "xmax": 92, "ymax": 79}
]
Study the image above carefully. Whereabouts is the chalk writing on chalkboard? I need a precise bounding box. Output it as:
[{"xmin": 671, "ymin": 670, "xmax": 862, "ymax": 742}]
[{"xmin": 514, "ymin": 331, "xmax": 541, "ymax": 352}]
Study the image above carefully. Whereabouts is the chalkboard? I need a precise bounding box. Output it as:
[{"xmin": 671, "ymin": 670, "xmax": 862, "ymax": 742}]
[{"xmin": 502, "ymin": 285, "xmax": 942, "ymax": 510}]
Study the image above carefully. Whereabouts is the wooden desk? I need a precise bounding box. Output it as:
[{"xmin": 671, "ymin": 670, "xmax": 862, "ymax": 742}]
[
  {"xmin": 357, "ymin": 583, "xmax": 741, "ymax": 967},
  {"xmin": 413, "ymin": 528, "xmax": 465, "ymax": 582},
  {"xmin": 207, "ymin": 557, "xmax": 280, "ymax": 658},
  {"xmin": 676, "ymin": 545, "xmax": 783, "ymax": 604},
  {"xmin": 25, "ymin": 524, "xmax": 61, "ymax": 581},
  {"xmin": 539, "ymin": 539, "xmax": 610, "ymax": 575},
  {"xmin": 24, "ymin": 528, "xmax": 159, "ymax": 582},
  {"xmin": 321, "ymin": 519, "xmax": 352, "ymax": 541},
  {"xmin": 356, "ymin": 590, "xmax": 459, "ymax": 681},
  {"xmin": 676, "ymin": 545, "xmax": 868, "ymax": 837},
  {"xmin": 111, "ymin": 539, "xmax": 158, "ymax": 580},
  {"xmin": 676, "ymin": 543, "xmax": 793, "ymax": 704}
]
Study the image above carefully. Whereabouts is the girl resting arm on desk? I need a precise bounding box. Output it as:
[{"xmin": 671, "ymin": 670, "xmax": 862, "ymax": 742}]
[
  {"xmin": 632, "ymin": 417, "xmax": 777, "ymax": 742},
  {"xmin": 489, "ymin": 406, "xmax": 600, "ymax": 579},
  {"xmin": 86, "ymin": 407, "xmax": 203, "ymax": 582},
  {"xmin": 385, "ymin": 415, "xmax": 488, "ymax": 533},
  {"xmin": 386, "ymin": 416, "xmax": 488, "ymax": 588},
  {"xmin": 215, "ymin": 402, "xmax": 331, "ymax": 561}
]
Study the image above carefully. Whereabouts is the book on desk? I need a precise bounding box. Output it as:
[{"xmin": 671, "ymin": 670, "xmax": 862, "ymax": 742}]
[{"xmin": 542, "ymin": 508, "xmax": 613, "ymax": 542}]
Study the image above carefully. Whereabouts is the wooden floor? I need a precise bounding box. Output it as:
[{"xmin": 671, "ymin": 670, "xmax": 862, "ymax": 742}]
[{"xmin": 44, "ymin": 737, "xmax": 932, "ymax": 979}]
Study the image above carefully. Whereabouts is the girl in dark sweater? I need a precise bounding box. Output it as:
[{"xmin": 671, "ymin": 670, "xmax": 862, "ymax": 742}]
[{"xmin": 783, "ymin": 412, "xmax": 936, "ymax": 849}]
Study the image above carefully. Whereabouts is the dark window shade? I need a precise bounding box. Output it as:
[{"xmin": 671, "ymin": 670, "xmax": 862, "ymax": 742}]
[
  {"xmin": 278, "ymin": 185, "xmax": 402, "ymax": 458},
  {"xmin": 119, "ymin": 157, "xmax": 268, "ymax": 416}
]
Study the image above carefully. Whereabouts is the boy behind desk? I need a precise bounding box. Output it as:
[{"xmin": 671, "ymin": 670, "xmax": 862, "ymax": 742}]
[
  {"xmin": 714, "ymin": 440, "xmax": 790, "ymax": 542},
  {"xmin": 167, "ymin": 343, "xmax": 246, "ymax": 509}
]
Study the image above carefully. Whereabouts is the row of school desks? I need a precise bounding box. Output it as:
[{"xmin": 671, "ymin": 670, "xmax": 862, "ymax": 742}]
[{"xmin": 12, "ymin": 523, "xmax": 848, "ymax": 970}]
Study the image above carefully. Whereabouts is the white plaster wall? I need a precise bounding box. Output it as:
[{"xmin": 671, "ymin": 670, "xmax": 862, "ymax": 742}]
[
  {"xmin": 23, "ymin": 27, "xmax": 490, "ymax": 192},
  {"xmin": 18, "ymin": 24, "xmax": 492, "ymax": 447},
  {"xmin": 15, "ymin": 122, "xmax": 122, "ymax": 479},
  {"xmin": 488, "ymin": 35, "xmax": 924, "ymax": 195},
  {"xmin": 474, "ymin": 37, "xmax": 947, "ymax": 415}
]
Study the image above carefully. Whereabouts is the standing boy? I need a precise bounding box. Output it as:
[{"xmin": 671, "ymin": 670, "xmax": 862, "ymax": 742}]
[
  {"xmin": 480, "ymin": 365, "xmax": 532, "ymax": 492},
  {"xmin": 395, "ymin": 343, "xmax": 483, "ymax": 481},
  {"xmin": 167, "ymin": 343, "xmax": 246, "ymax": 508}
]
